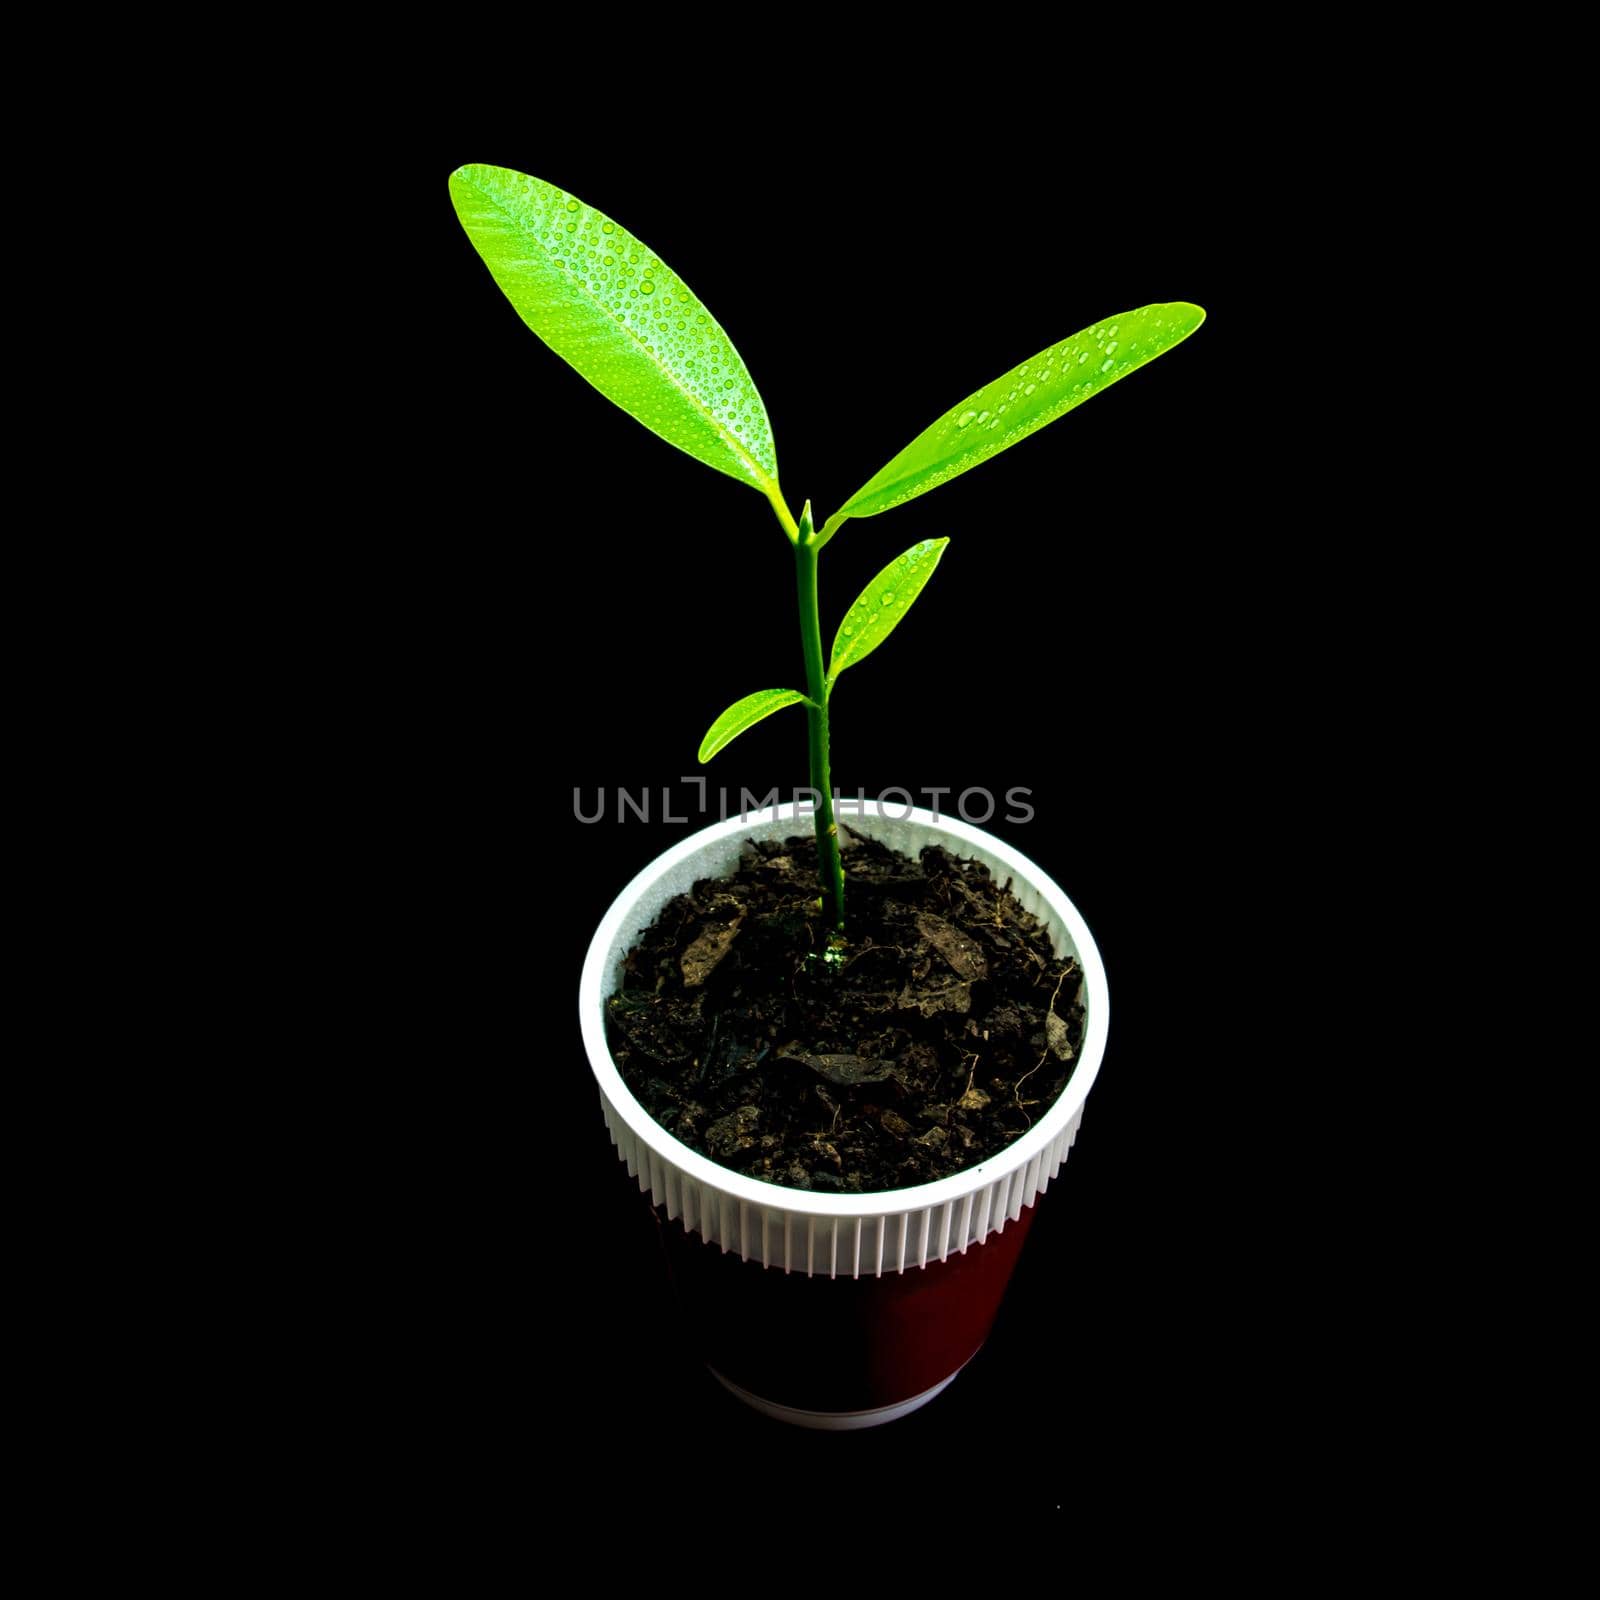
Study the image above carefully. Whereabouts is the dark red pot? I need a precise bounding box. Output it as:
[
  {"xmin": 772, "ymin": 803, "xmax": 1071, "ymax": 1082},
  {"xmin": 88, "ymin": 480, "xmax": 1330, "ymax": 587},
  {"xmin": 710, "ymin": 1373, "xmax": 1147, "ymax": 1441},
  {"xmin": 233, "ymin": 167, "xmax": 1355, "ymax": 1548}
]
[
  {"xmin": 650, "ymin": 1197, "xmax": 1037, "ymax": 1427},
  {"xmin": 583, "ymin": 806, "xmax": 1110, "ymax": 1430}
]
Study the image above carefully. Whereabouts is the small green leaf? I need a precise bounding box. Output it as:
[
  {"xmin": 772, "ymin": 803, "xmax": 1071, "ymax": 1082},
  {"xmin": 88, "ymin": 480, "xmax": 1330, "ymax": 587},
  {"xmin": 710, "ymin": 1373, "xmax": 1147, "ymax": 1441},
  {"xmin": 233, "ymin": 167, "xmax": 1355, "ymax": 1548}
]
[
  {"xmin": 821, "ymin": 303, "xmax": 1205, "ymax": 538},
  {"xmin": 698, "ymin": 689, "xmax": 808, "ymax": 764},
  {"xmin": 449, "ymin": 164, "xmax": 779, "ymax": 497},
  {"xmin": 828, "ymin": 539, "xmax": 949, "ymax": 684}
]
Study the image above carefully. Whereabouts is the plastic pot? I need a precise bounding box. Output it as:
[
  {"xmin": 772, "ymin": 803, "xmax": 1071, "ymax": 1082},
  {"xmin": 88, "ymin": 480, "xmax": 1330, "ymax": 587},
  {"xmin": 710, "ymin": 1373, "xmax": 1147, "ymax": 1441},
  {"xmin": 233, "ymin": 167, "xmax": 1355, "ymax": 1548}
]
[{"xmin": 579, "ymin": 802, "xmax": 1109, "ymax": 1429}]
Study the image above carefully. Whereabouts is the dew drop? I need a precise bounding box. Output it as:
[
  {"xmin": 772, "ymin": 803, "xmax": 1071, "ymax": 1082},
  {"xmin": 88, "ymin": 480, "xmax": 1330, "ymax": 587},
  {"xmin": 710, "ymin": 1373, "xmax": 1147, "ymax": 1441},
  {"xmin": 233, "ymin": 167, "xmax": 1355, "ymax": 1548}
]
[
  {"xmin": 565, "ymin": 221, "xmax": 577, "ymax": 233},
  {"xmin": 843, "ymin": 624, "xmax": 854, "ymax": 635},
  {"xmin": 1078, "ymin": 351, "xmax": 1089, "ymax": 364},
  {"xmin": 603, "ymin": 255, "xmax": 614, "ymax": 266},
  {"xmin": 603, "ymin": 221, "xmax": 614, "ymax": 234},
  {"xmin": 957, "ymin": 410, "xmax": 977, "ymax": 429},
  {"xmin": 1100, "ymin": 358, "xmax": 1114, "ymax": 372},
  {"xmin": 977, "ymin": 409, "xmax": 990, "ymax": 423},
  {"xmin": 1108, "ymin": 325, "xmax": 1118, "ymax": 336},
  {"xmin": 1106, "ymin": 340, "xmax": 1119, "ymax": 355},
  {"xmin": 1024, "ymin": 382, "xmax": 1036, "ymax": 395},
  {"xmin": 565, "ymin": 198, "xmax": 579, "ymax": 212},
  {"xmin": 881, "ymin": 591, "xmax": 895, "ymax": 605},
  {"xmin": 640, "ymin": 280, "xmax": 654, "ymax": 294}
]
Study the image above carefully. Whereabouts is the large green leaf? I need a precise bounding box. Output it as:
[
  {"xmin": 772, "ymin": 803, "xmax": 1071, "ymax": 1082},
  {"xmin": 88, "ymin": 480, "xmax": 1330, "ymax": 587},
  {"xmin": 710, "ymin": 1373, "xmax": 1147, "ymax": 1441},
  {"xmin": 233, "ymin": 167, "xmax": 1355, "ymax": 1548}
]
[
  {"xmin": 819, "ymin": 303, "xmax": 1205, "ymax": 541},
  {"xmin": 698, "ymin": 689, "xmax": 808, "ymax": 764},
  {"xmin": 449, "ymin": 164, "xmax": 779, "ymax": 497},
  {"xmin": 828, "ymin": 539, "xmax": 949, "ymax": 685}
]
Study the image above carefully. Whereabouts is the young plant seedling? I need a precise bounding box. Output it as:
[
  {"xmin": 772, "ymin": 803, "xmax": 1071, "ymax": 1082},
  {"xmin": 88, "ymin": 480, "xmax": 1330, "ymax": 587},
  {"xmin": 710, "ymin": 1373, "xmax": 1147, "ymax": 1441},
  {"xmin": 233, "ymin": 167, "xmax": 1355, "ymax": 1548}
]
[{"xmin": 450, "ymin": 164, "xmax": 1204, "ymax": 938}]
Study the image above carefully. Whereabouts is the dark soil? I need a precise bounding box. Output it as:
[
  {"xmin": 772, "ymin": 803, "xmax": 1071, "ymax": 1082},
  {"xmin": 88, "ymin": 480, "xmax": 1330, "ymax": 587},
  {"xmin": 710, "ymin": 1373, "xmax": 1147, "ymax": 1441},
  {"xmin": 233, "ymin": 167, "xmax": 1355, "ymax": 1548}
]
[{"xmin": 605, "ymin": 828, "xmax": 1085, "ymax": 1193}]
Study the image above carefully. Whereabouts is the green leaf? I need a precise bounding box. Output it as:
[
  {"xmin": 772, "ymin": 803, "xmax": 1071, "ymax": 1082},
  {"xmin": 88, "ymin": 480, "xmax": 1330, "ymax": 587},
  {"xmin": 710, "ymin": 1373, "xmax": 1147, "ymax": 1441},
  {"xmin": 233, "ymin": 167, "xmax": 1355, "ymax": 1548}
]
[
  {"xmin": 698, "ymin": 689, "xmax": 808, "ymax": 764},
  {"xmin": 821, "ymin": 303, "xmax": 1205, "ymax": 538},
  {"xmin": 828, "ymin": 539, "xmax": 949, "ymax": 684},
  {"xmin": 449, "ymin": 164, "xmax": 779, "ymax": 497}
]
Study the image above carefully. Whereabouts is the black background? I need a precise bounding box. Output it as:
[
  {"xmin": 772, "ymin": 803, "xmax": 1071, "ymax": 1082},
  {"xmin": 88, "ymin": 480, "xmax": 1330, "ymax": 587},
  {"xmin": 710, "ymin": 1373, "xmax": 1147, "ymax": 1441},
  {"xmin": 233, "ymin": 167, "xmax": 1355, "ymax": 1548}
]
[{"xmin": 331, "ymin": 126, "xmax": 1322, "ymax": 1511}]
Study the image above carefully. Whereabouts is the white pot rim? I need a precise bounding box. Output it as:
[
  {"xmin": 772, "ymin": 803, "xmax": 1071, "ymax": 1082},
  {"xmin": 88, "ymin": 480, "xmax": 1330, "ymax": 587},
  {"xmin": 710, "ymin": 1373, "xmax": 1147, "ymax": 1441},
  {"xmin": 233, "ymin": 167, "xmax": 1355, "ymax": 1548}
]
[{"xmin": 580, "ymin": 803, "xmax": 1109, "ymax": 1224}]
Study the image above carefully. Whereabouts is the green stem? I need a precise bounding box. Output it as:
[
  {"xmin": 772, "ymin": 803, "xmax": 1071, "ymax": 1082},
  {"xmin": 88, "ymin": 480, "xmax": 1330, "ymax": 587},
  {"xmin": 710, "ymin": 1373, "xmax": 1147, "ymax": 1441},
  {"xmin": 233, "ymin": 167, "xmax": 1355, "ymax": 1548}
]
[
  {"xmin": 794, "ymin": 515, "xmax": 845, "ymax": 932},
  {"xmin": 766, "ymin": 486, "xmax": 800, "ymax": 543}
]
